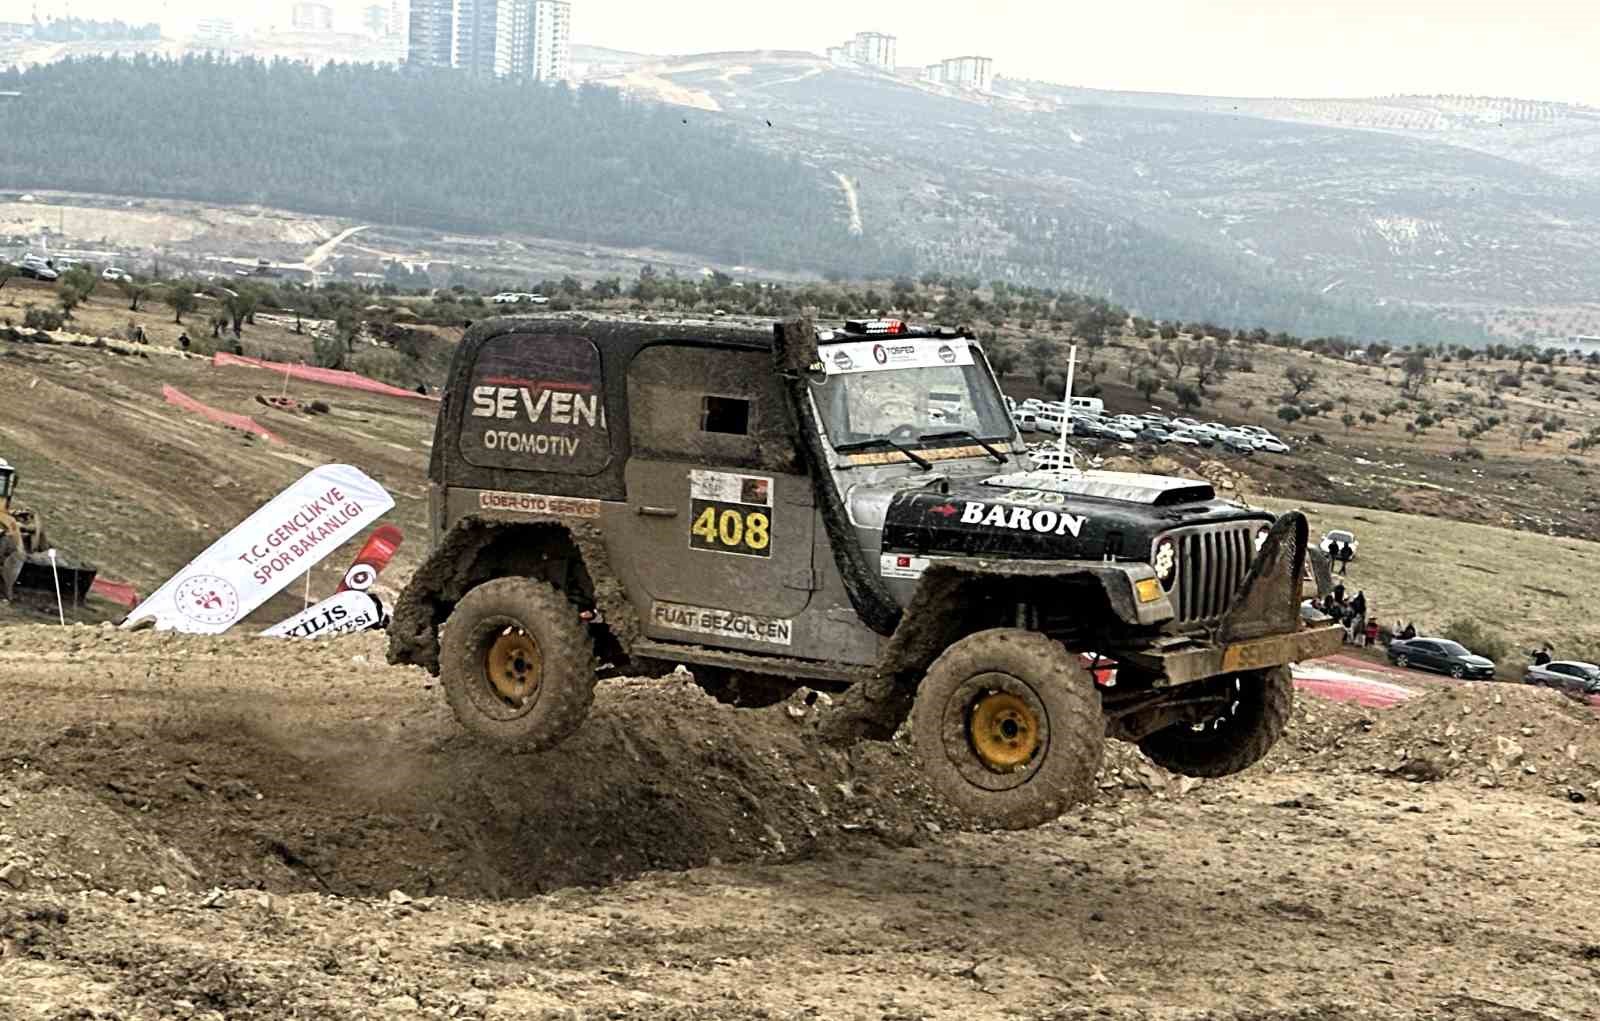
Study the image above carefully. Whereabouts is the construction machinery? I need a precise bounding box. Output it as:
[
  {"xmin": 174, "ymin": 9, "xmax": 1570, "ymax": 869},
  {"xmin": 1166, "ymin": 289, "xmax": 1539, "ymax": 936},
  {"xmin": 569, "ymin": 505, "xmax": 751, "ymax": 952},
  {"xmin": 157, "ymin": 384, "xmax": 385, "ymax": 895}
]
[{"xmin": 0, "ymin": 457, "xmax": 97, "ymax": 605}]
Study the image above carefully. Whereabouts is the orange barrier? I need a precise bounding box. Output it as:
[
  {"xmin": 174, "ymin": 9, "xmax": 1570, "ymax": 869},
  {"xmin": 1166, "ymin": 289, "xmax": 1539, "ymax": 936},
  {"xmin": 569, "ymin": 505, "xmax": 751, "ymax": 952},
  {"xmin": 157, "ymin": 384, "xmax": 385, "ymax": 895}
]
[
  {"xmin": 90, "ymin": 577, "xmax": 141, "ymax": 610},
  {"xmin": 162, "ymin": 384, "xmax": 281, "ymax": 442},
  {"xmin": 213, "ymin": 352, "xmax": 438, "ymax": 401}
]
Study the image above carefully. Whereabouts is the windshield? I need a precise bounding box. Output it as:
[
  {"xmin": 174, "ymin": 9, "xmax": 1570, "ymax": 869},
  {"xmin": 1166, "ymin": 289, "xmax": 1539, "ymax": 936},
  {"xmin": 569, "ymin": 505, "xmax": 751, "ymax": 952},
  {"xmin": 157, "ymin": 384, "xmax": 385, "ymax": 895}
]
[
  {"xmin": 809, "ymin": 340, "xmax": 1013, "ymax": 451},
  {"xmin": 0, "ymin": 469, "xmax": 12, "ymax": 500}
]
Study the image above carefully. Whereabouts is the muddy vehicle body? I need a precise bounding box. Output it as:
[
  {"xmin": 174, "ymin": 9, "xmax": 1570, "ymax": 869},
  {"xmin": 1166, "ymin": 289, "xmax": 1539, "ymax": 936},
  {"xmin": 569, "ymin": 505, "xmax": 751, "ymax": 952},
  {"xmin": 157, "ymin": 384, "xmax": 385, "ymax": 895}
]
[{"xmin": 390, "ymin": 315, "xmax": 1341, "ymax": 828}]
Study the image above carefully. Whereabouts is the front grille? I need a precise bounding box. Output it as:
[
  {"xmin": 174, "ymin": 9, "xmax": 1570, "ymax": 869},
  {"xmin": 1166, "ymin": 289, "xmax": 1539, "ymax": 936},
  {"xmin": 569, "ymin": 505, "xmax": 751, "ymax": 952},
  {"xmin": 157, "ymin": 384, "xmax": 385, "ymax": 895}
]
[{"xmin": 1160, "ymin": 523, "xmax": 1260, "ymax": 625}]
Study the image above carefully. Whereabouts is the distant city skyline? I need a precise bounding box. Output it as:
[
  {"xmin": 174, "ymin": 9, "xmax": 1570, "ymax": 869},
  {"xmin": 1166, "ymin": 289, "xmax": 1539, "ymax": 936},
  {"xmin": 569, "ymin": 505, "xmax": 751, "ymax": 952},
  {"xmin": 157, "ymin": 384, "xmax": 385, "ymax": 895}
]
[{"xmin": 3, "ymin": 0, "xmax": 1598, "ymax": 107}]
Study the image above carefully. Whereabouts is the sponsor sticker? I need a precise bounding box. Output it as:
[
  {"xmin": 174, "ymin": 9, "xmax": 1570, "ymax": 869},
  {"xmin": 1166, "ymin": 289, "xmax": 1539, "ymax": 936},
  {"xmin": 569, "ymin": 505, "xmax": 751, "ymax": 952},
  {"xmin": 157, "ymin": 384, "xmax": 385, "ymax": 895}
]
[
  {"xmin": 651, "ymin": 601, "xmax": 793, "ymax": 647},
  {"xmin": 960, "ymin": 500, "xmax": 1087, "ymax": 538},
  {"xmin": 820, "ymin": 339, "xmax": 974, "ymax": 376},
  {"xmin": 478, "ymin": 491, "xmax": 603, "ymax": 518},
  {"xmin": 688, "ymin": 471, "xmax": 773, "ymax": 558},
  {"xmin": 461, "ymin": 333, "xmax": 610, "ymax": 472},
  {"xmin": 880, "ymin": 553, "xmax": 930, "ymax": 580}
]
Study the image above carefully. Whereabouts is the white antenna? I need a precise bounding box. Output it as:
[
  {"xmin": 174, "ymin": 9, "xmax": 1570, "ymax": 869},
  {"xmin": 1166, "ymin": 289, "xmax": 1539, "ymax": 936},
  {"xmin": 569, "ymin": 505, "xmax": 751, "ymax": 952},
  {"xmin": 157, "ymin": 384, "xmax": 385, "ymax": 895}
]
[
  {"xmin": 1058, "ymin": 343, "xmax": 1078, "ymax": 463},
  {"xmin": 47, "ymin": 549, "xmax": 64, "ymax": 626}
]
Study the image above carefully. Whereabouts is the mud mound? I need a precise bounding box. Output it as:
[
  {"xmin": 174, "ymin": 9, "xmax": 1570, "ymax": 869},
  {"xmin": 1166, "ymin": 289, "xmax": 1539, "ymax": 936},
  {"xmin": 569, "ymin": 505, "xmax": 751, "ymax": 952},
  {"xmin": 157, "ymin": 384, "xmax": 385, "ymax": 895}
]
[
  {"xmin": 1274, "ymin": 681, "xmax": 1600, "ymax": 798},
  {"xmin": 0, "ymin": 626, "xmax": 961, "ymax": 900}
]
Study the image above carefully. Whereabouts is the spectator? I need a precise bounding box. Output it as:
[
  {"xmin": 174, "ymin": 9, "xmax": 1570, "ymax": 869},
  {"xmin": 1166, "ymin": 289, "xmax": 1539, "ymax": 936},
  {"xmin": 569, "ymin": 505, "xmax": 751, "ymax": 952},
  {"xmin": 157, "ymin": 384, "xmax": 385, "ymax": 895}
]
[
  {"xmin": 1337, "ymin": 541, "xmax": 1353, "ymax": 575},
  {"xmin": 177, "ymin": 332, "xmax": 191, "ymax": 353},
  {"xmin": 1531, "ymin": 646, "xmax": 1553, "ymax": 666},
  {"xmin": 1365, "ymin": 618, "xmax": 1380, "ymax": 647},
  {"xmin": 1399, "ymin": 622, "xmax": 1417, "ymax": 641}
]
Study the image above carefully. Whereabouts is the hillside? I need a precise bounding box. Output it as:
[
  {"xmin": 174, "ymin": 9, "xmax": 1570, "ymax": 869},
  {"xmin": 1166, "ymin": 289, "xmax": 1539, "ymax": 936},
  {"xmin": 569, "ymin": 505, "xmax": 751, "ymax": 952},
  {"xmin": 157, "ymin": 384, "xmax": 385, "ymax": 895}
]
[
  {"xmin": 597, "ymin": 54, "xmax": 1600, "ymax": 342},
  {"xmin": 0, "ymin": 57, "xmax": 904, "ymax": 280}
]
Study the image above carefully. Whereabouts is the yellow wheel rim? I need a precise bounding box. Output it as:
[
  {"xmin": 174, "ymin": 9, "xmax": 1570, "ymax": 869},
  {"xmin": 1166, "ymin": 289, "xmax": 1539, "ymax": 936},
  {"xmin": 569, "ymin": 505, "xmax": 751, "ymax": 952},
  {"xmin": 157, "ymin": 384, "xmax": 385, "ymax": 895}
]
[
  {"xmin": 484, "ymin": 626, "xmax": 542, "ymax": 705},
  {"xmin": 968, "ymin": 691, "xmax": 1041, "ymax": 770}
]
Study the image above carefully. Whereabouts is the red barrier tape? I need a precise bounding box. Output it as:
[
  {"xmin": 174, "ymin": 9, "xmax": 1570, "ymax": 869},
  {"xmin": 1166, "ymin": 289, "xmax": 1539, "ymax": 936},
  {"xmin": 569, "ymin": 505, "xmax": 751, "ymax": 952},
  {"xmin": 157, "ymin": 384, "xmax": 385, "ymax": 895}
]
[
  {"xmin": 90, "ymin": 577, "xmax": 141, "ymax": 610},
  {"xmin": 162, "ymin": 384, "xmax": 281, "ymax": 442},
  {"xmin": 213, "ymin": 352, "xmax": 439, "ymax": 401}
]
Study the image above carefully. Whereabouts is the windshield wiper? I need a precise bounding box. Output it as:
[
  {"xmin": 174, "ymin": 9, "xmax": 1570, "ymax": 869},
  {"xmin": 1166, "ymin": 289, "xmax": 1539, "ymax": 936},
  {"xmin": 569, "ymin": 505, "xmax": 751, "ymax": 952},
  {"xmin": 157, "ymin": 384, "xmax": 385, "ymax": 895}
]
[
  {"xmin": 919, "ymin": 430, "xmax": 1008, "ymax": 465},
  {"xmin": 833, "ymin": 438, "xmax": 933, "ymax": 471}
]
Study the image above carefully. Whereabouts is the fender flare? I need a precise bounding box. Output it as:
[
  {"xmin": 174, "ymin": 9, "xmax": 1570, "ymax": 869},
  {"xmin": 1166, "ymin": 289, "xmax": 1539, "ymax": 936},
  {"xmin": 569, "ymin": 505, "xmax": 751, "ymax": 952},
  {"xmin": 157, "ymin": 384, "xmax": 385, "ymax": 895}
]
[
  {"xmin": 875, "ymin": 558, "xmax": 1171, "ymax": 678},
  {"xmin": 386, "ymin": 514, "xmax": 638, "ymax": 674}
]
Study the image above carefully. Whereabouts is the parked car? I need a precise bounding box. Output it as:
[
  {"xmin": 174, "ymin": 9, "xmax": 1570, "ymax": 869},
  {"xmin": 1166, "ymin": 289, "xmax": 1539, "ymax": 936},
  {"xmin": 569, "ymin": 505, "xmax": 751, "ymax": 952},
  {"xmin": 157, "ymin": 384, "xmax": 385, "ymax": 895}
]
[
  {"xmin": 1253, "ymin": 436, "xmax": 1291, "ymax": 454},
  {"xmin": 1034, "ymin": 409, "xmax": 1064, "ymax": 435},
  {"xmin": 1135, "ymin": 426, "xmax": 1169, "ymax": 443},
  {"xmin": 1218, "ymin": 432, "xmax": 1256, "ymax": 454},
  {"xmin": 1088, "ymin": 420, "xmax": 1137, "ymax": 441},
  {"xmin": 14, "ymin": 255, "xmax": 57, "ymax": 281},
  {"xmin": 101, "ymin": 266, "xmax": 132, "ymax": 282},
  {"xmin": 1524, "ymin": 660, "xmax": 1600, "ymax": 700},
  {"xmin": 1011, "ymin": 409, "xmax": 1039, "ymax": 432},
  {"xmin": 1164, "ymin": 431, "xmax": 1202, "ymax": 446},
  {"xmin": 1236, "ymin": 425, "xmax": 1272, "ymax": 437},
  {"xmin": 1171, "ymin": 417, "xmax": 1202, "ymax": 430},
  {"xmin": 1388, "ymin": 638, "xmax": 1496, "ymax": 679},
  {"xmin": 1319, "ymin": 529, "xmax": 1359, "ymax": 559}
]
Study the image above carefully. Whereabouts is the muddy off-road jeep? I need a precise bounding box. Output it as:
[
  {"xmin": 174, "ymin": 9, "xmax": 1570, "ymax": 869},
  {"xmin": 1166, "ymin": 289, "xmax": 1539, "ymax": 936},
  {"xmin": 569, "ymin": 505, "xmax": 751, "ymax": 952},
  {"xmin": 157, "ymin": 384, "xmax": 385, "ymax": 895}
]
[{"xmin": 389, "ymin": 315, "xmax": 1341, "ymax": 829}]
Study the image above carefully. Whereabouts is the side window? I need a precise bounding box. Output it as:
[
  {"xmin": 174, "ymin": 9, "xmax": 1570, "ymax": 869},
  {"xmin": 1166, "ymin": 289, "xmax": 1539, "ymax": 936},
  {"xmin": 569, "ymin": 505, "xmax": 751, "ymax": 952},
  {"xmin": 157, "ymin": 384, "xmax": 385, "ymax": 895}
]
[
  {"xmin": 458, "ymin": 332, "xmax": 611, "ymax": 475},
  {"xmin": 628, "ymin": 344, "xmax": 801, "ymax": 473}
]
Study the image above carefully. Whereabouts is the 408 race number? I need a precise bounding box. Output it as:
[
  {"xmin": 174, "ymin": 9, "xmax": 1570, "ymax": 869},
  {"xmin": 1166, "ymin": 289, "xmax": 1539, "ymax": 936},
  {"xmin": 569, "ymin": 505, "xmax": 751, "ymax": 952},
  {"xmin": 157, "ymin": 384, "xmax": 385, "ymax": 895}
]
[{"xmin": 689, "ymin": 500, "xmax": 772, "ymax": 558}]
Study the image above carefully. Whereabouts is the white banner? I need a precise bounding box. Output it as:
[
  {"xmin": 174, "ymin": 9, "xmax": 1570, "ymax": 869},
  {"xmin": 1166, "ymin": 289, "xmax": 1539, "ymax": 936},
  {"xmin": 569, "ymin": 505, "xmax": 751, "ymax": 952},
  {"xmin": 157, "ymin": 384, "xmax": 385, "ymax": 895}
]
[
  {"xmin": 262, "ymin": 590, "xmax": 385, "ymax": 640},
  {"xmin": 123, "ymin": 464, "xmax": 394, "ymax": 633},
  {"xmin": 821, "ymin": 338, "xmax": 973, "ymax": 375}
]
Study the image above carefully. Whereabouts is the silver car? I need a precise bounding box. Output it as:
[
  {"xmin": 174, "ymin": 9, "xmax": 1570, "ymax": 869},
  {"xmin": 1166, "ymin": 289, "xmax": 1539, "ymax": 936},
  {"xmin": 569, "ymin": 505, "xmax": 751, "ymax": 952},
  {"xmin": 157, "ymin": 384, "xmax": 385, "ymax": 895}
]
[{"xmin": 1524, "ymin": 660, "xmax": 1600, "ymax": 699}]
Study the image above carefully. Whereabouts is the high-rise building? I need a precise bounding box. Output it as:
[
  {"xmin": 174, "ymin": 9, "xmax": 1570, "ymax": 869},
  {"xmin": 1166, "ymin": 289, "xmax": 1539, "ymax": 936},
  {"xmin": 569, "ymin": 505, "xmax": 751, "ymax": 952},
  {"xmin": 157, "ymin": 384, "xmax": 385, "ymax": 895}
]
[
  {"xmin": 408, "ymin": 0, "xmax": 570, "ymax": 80},
  {"xmin": 525, "ymin": 0, "xmax": 570, "ymax": 81},
  {"xmin": 923, "ymin": 55, "xmax": 995, "ymax": 93},
  {"xmin": 840, "ymin": 31, "xmax": 895, "ymax": 71},
  {"xmin": 291, "ymin": 2, "xmax": 334, "ymax": 32},
  {"xmin": 408, "ymin": 0, "xmax": 454, "ymax": 67},
  {"xmin": 452, "ymin": 0, "xmax": 502, "ymax": 77}
]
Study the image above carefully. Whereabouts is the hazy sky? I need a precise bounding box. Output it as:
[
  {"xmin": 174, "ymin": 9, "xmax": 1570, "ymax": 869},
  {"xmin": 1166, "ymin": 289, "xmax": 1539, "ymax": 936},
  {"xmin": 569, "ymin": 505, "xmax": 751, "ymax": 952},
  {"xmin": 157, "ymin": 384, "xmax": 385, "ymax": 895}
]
[{"xmin": 10, "ymin": 0, "xmax": 1600, "ymax": 106}]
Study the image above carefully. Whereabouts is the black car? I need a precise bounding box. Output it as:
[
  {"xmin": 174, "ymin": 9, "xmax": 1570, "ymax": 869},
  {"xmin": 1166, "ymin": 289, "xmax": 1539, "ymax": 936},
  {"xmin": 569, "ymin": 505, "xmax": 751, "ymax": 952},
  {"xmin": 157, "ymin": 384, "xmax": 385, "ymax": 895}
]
[
  {"xmin": 1135, "ymin": 426, "xmax": 1169, "ymax": 444},
  {"xmin": 1387, "ymin": 638, "xmax": 1496, "ymax": 679}
]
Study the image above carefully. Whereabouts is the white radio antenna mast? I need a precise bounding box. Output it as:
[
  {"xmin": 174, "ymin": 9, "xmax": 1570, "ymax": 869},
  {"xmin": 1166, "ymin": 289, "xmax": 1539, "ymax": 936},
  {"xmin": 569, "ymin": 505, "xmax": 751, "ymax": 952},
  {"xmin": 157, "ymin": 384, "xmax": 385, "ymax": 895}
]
[{"xmin": 1058, "ymin": 343, "xmax": 1078, "ymax": 463}]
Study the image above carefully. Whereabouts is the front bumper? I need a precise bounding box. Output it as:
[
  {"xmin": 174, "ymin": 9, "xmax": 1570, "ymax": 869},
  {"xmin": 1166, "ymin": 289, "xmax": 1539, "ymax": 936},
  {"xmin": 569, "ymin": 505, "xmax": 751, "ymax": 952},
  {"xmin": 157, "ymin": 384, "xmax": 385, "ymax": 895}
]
[{"xmin": 1114, "ymin": 622, "xmax": 1345, "ymax": 687}]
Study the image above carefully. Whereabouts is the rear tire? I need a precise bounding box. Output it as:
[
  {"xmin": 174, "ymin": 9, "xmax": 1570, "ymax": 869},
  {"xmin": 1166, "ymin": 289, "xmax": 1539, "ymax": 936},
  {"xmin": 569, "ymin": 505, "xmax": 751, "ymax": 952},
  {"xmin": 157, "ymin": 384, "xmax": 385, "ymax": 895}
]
[
  {"xmin": 438, "ymin": 577, "xmax": 596, "ymax": 750},
  {"xmin": 1138, "ymin": 667, "xmax": 1293, "ymax": 778},
  {"xmin": 910, "ymin": 629, "xmax": 1104, "ymax": 831}
]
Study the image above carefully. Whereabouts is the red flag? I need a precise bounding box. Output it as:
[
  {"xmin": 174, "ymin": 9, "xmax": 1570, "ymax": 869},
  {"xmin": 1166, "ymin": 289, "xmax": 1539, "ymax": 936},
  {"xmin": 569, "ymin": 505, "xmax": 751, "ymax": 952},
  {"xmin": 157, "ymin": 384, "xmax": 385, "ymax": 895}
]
[{"xmin": 335, "ymin": 525, "xmax": 405, "ymax": 594}]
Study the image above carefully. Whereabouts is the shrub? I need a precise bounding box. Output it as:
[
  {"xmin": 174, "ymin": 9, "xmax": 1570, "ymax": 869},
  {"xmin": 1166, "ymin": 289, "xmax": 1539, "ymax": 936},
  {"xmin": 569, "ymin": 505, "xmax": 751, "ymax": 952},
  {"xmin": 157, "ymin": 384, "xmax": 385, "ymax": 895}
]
[
  {"xmin": 23, "ymin": 306, "xmax": 63, "ymax": 331},
  {"xmin": 1442, "ymin": 618, "xmax": 1511, "ymax": 667},
  {"xmin": 1276, "ymin": 405, "xmax": 1301, "ymax": 424}
]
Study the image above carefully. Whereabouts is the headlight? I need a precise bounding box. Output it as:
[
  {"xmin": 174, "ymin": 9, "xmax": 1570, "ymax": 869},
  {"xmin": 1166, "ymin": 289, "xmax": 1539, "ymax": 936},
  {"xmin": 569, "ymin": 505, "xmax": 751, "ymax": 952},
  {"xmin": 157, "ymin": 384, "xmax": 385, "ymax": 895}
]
[{"xmin": 1153, "ymin": 537, "xmax": 1177, "ymax": 589}]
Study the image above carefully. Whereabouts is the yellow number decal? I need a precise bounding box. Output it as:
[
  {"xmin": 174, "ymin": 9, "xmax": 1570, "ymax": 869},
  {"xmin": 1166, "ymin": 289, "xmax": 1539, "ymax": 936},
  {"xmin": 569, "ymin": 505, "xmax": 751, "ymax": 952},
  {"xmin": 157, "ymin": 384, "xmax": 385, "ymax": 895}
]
[
  {"xmin": 718, "ymin": 509, "xmax": 744, "ymax": 546},
  {"xmin": 744, "ymin": 512, "xmax": 770, "ymax": 551},
  {"xmin": 692, "ymin": 506, "xmax": 718, "ymax": 544}
]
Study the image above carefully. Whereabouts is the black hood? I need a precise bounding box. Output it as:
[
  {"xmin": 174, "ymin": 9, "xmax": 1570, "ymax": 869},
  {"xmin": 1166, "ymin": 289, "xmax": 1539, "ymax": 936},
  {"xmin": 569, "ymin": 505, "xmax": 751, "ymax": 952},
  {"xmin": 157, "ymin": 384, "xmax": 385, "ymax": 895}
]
[{"xmin": 880, "ymin": 469, "xmax": 1270, "ymax": 561}]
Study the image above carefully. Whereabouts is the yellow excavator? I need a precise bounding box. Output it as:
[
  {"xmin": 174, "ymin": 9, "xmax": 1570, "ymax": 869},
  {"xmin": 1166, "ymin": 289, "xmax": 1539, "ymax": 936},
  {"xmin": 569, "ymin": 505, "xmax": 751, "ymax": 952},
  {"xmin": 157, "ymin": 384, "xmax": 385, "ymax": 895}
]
[{"xmin": 0, "ymin": 457, "xmax": 96, "ymax": 605}]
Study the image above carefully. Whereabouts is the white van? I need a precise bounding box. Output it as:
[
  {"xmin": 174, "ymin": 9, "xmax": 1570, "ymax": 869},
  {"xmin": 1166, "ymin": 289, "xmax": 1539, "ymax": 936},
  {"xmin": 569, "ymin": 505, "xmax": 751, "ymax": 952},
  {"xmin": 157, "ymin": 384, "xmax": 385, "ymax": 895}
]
[
  {"xmin": 1034, "ymin": 409, "xmax": 1066, "ymax": 435},
  {"xmin": 1011, "ymin": 409, "xmax": 1039, "ymax": 431},
  {"xmin": 1068, "ymin": 396, "xmax": 1104, "ymax": 416}
]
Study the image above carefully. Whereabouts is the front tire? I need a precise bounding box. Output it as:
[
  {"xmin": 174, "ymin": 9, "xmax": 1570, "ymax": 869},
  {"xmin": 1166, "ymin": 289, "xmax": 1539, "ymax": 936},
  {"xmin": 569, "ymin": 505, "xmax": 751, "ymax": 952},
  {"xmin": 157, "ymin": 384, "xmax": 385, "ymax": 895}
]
[
  {"xmin": 438, "ymin": 577, "xmax": 596, "ymax": 750},
  {"xmin": 910, "ymin": 629, "xmax": 1104, "ymax": 831},
  {"xmin": 1450, "ymin": 665, "xmax": 1465, "ymax": 679},
  {"xmin": 1138, "ymin": 667, "xmax": 1293, "ymax": 778}
]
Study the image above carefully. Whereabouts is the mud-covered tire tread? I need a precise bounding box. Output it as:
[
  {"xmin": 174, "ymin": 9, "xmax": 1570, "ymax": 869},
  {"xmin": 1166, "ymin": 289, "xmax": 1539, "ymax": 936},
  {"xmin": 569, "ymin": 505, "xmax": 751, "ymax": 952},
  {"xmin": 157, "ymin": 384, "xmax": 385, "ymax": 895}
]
[
  {"xmin": 1138, "ymin": 666, "xmax": 1293, "ymax": 778},
  {"xmin": 910, "ymin": 629, "xmax": 1104, "ymax": 831},
  {"xmin": 438, "ymin": 577, "xmax": 596, "ymax": 751}
]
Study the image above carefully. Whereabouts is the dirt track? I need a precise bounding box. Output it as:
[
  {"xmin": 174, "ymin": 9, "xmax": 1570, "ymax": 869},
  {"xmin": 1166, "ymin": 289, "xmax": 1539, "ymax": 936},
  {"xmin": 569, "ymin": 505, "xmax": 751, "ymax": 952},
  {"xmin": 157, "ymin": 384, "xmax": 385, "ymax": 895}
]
[{"xmin": 2, "ymin": 626, "xmax": 1599, "ymax": 1019}]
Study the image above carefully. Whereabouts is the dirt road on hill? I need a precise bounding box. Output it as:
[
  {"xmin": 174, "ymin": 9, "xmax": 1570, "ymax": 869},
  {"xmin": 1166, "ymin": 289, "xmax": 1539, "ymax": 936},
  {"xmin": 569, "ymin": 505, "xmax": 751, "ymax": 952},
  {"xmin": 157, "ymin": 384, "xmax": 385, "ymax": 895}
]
[{"xmin": 1, "ymin": 626, "xmax": 1598, "ymax": 1019}]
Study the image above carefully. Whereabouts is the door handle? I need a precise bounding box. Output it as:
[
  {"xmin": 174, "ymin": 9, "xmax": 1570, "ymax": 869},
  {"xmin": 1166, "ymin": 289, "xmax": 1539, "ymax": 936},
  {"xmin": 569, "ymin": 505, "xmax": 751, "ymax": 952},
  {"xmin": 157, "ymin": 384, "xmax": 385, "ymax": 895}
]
[{"xmin": 637, "ymin": 506, "xmax": 678, "ymax": 518}]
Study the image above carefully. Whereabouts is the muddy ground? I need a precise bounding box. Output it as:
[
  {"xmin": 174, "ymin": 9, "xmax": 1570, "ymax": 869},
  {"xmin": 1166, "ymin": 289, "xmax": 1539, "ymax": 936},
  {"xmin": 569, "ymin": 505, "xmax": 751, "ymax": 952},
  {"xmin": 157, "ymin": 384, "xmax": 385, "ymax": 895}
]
[{"xmin": 1, "ymin": 626, "xmax": 1597, "ymax": 1019}]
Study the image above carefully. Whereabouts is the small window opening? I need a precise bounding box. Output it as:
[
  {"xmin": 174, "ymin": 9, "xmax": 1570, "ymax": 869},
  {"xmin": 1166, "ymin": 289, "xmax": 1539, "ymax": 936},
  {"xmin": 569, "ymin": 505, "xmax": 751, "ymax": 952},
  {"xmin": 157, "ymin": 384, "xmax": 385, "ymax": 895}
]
[{"xmin": 702, "ymin": 396, "xmax": 750, "ymax": 435}]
